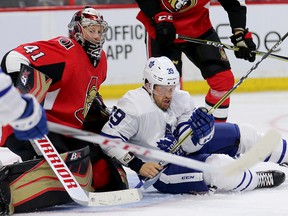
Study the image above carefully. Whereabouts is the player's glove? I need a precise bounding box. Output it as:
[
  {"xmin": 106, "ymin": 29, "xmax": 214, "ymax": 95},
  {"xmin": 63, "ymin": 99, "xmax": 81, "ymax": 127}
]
[
  {"xmin": 156, "ymin": 125, "xmax": 184, "ymax": 156},
  {"xmin": 230, "ymin": 29, "xmax": 256, "ymax": 62},
  {"xmin": 189, "ymin": 107, "xmax": 215, "ymax": 145},
  {"xmin": 154, "ymin": 11, "xmax": 176, "ymax": 46},
  {"xmin": 10, "ymin": 94, "xmax": 48, "ymax": 140}
]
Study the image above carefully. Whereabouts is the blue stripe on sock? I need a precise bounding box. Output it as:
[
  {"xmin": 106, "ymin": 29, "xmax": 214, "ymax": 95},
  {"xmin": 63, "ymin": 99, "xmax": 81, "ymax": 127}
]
[
  {"xmin": 232, "ymin": 170, "xmax": 253, "ymax": 192},
  {"xmin": 277, "ymin": 139, "xmax": 287, "ymax": 163},
  {"xmin": 233, "ymin": 171, "xmax": 246, "ymax": 190},
  {"xmin": 240, "ymin": 170, "xmax": 253, "ymax": 192}
]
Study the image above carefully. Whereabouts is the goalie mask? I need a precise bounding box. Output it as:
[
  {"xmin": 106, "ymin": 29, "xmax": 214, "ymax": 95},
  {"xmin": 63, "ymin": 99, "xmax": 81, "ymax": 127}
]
[
  {"xmin": 143, "ymin": 56, "xmax": 180, "ymax": 96},
  {"xmin": 68, "ymin": 7, "xmax": 108, "ymax": 66}
]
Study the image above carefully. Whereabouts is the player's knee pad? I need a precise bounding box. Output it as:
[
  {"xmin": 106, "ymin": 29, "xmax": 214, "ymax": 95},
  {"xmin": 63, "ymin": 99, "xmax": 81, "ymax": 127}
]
[
  {"xmin": 237, "ymin": 123, "xmax": 262, "ymax": 154},
  {"xmin": 4, "ymin": 146, "xmax": 93, "ymax": 213},
  {"xmin": 238, "ymin": 123, "xmax": 287, "ymax": 163},
  {"xmin": 205, "ymin": 70, "xmax": 234, "ymax": 122},
  {"xmin": 238, "ymin": 125, "xmax": 288, "ymax": 164}
]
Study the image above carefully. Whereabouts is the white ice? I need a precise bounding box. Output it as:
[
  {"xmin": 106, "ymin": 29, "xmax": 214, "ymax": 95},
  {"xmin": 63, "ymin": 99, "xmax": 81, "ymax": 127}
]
[{"xmin": 4, "ymin": 91, "xmax": 288, "ymax": 216}]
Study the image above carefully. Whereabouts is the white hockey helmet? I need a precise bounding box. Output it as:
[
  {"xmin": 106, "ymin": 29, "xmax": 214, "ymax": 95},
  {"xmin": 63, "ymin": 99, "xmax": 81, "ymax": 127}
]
[
  {"xmin": 68, "ymin": 7, "xmax": 108, "ymax": 64},
  {"xmin": 143, "ymin": 56, "xmax": 180, "ymax": 93}
]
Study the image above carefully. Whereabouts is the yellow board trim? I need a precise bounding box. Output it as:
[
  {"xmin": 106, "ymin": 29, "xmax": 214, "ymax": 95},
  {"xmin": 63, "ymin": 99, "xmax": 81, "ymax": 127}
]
[{"xmin": 100, "ymin": 77, "xmax": 288, "ymax": 99}]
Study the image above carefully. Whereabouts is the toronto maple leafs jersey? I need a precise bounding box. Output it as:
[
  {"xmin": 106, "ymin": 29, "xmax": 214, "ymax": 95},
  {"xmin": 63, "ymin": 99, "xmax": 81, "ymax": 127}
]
[{"xmin": 101, "ymin": 87, "xmax": 204, "ymax": 163}]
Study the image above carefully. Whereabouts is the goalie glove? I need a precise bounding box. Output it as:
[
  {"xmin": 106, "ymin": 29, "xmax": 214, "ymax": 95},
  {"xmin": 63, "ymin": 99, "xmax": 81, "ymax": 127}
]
[
  {"xmin": 83, "ymin": 92, "xmax": 110, "ymax": 133},
  {"xmin": 230, "ymin": 28, "xmax": 256, "ymax": 62},
  {"xmin": 189, "ymin": 107, "xmax": 215, "ymax": 146},
  {"xmin": 10, "ymin": 94, "xmax": 48, "ymax": 140},
  {"xmin": 154, "ymin": 11, "xmax": 176, "ymax": 46}
]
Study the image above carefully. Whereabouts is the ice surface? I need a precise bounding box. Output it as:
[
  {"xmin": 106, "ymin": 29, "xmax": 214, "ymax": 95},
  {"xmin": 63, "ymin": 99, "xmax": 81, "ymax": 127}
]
[{"xmin": 3, "ymin": 91, "xmax": 288, "ymax": 216}]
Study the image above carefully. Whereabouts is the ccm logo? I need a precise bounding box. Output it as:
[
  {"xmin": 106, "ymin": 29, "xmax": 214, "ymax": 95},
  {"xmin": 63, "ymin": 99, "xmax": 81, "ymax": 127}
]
[
  {"xmin": 157, "ymin": 15, "xmax": 173, "ymax": 21},
  {"xmin": 182, "ymin": 175, "xmax": 195, "ymax": 180}
]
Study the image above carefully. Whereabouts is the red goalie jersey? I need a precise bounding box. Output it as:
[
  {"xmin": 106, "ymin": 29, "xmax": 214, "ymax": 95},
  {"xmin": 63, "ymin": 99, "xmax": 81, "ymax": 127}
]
[{"xmin": 1, "ymin": 36, "xmax": 107, "ymax": 145}]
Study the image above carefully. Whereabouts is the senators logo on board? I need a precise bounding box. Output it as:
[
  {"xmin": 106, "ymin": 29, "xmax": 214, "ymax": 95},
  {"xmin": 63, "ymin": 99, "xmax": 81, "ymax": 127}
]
[{"xmin": 162, "ymin": 0, "xmax": 197, "ymax": 13}]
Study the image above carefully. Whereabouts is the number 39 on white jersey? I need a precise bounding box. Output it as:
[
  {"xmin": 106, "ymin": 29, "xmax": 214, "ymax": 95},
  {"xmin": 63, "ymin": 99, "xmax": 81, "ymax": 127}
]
[{"xmin": 101, "ymin": 87, "xmax": 199, "ymax": 162}]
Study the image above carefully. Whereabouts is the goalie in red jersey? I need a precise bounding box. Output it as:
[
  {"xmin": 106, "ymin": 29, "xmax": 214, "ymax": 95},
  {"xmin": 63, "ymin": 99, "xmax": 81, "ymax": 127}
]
[
  {"xmin": 135, "ymin": 0, "xmax": 257, "ymax": 122},
  {"xmin": 0, "ymin": 6, "xmax": 128, "ymax": 214}
]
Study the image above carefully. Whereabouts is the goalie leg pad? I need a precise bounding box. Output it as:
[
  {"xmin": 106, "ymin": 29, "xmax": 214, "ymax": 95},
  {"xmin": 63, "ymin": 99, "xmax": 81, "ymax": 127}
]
[
  {"xmin": 6, "ymin": 146, "xmax": 93, "ymax": 213},
  {"xmin": 0, "ymin": 166, "xmax": 14, "ymax": 214}
]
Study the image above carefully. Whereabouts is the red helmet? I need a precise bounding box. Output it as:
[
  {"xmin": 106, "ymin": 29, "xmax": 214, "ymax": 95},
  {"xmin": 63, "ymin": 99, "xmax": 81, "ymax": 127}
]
[{"xmin": 68, "ymin": 7, "xmax": 108, "ymax": 65}]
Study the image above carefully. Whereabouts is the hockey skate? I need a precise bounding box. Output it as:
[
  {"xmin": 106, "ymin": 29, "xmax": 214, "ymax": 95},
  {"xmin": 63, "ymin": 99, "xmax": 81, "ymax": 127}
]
[
  {"xmin": 280, "ymin": 162, "xmax": 288, "ymax": 168},
  {"xmin": 256, "ymin": 170, "xmax": 285, "ymax": 189}
]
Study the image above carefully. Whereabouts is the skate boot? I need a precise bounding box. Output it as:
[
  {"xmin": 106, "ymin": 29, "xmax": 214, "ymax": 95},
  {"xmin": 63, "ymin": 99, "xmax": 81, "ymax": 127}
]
[
  {"xmin": 256, "ymin": 170, "xmax": 285, "ymax": 188},
  {"xmin": 280, "ymin": 162, "xmax": 288, "ymax": 168}
]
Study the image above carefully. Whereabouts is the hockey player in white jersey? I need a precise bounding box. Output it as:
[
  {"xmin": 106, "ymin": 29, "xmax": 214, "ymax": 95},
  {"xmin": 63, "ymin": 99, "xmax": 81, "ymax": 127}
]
[
  {"xmin": 0, "ymin": 69, "xmax": 46, "ymax": 214},
  {"xmin": 0, "ymin": 68, "xmax": 47, "ymax": 141},
  {"xmin": 101, "ymin": 56, "xmax": 286, "ymax": 194}
]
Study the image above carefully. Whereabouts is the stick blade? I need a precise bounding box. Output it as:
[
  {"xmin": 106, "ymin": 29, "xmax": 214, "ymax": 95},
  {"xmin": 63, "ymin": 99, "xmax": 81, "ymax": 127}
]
[
  {"xmin": 222, "ymin": 129, "xmax": 281, "ymax": 175},
  {"xmin": 87, "ymin": 189, "xmax": 143, "ymax": 206}
]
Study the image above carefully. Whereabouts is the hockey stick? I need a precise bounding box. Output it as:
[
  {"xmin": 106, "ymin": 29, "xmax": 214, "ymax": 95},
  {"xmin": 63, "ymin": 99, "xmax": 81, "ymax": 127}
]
[
  {"xmin": 47, "ymin": 122, "xmax": 280, "ymax": 178},
  {"xmin": 139, "ymin": 129, "xmax": 282, "ymax": 189},
  {"xmin": 30, "ymin": 135, "xmax": 143, "ymax": 206},
  {"xmin": 169, "ymin": 31, "xmax": 288, "ymax": 156},
  {"xmin": 176, "ymin": 34, "xmax": 288, "ymax": 62},
  {"xmin": 136, "ymin": 31, "xmax": 288, "ymax": 189}
]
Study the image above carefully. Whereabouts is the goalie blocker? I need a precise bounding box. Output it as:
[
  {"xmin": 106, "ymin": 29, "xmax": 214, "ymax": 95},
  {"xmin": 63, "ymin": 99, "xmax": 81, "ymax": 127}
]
[{"xmin": 0, "ymin": 146, "xmax": 128, "ymax": 214}]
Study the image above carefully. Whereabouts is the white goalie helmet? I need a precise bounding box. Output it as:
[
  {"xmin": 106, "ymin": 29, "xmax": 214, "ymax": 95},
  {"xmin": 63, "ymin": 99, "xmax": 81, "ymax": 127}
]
[
  {"xmin": 68, "ymin": 7, "xmax": 108, "ymax": 65},
  {"xmin": 143, "ymin": 56, "xmax": 180, "ymax": 93}
]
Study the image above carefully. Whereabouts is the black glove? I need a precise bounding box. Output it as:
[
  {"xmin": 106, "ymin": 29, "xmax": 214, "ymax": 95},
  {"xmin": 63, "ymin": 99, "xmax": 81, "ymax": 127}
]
[
  {"xmin": 83, "ymin": 92, "xmax": 110, "ymax": 133},
  {"xmin": 0, "ymin": 166, "xmax": 14, "ymax": 214},
  {"xmin": 154, "ymin": 11, "xmax": 176, "ymax": 46},
  {"xmin": 230, "ymin": 29, "xmax": 256, "ymax": 62}
]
